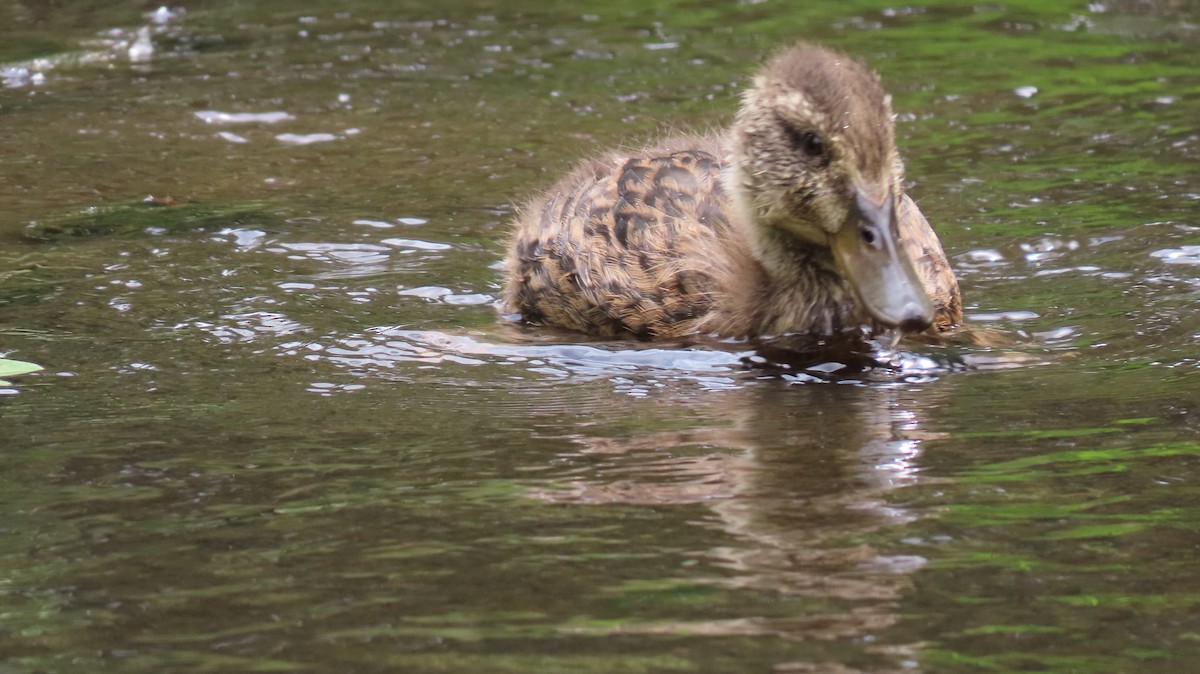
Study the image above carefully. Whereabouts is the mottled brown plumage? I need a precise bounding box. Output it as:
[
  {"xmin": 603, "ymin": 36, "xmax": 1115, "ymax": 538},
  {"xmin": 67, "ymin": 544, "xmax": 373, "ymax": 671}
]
[{"xmin": 503, "ymin": 42, "xmax": 961, "ymax": 341}]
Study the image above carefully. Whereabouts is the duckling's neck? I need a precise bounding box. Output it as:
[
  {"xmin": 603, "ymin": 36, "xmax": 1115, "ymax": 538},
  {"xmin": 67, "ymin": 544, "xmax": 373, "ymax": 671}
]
[
  {"xmin": 721, "ymin": 161, "xmax": 824, "ymax": 275},
  {"xmin": 719, "ymin": 162, "xmax": 864, "ymax": 336}
]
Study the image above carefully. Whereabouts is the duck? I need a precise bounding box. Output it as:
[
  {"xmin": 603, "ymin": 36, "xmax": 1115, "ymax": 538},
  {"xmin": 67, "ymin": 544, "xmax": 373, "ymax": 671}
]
[{"xmin": 502, "ymin": 42, "xmax": 961, "ymax": 342}]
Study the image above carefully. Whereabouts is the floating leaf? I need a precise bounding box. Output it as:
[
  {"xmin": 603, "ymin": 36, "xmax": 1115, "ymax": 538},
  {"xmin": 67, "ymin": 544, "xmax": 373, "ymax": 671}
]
[{"xmin": 0, "ymin": 358, "xmax": 42, "ymax": 381}]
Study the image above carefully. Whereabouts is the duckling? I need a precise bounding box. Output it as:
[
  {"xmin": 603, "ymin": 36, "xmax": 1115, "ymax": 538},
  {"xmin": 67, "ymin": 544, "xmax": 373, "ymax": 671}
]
[{"xmin": 502, "ymin": 42, "xmax": 961, "ymax": 341}]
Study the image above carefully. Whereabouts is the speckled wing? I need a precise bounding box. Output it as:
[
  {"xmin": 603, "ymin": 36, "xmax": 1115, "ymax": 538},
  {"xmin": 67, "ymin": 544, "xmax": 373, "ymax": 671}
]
[
  {"xmin": 505, "ymin": 150, "xmax": 732, "ymax": 339},
  {"xmin": 898, "ymin": 195, "xmax": 962, "ymax": 331}
]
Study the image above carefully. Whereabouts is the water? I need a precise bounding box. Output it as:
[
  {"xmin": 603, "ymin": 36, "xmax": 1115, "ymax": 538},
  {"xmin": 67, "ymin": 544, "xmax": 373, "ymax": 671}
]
[{"xmin": 1, "ymin": 0, "xmax": 1198, "ymax": 671}]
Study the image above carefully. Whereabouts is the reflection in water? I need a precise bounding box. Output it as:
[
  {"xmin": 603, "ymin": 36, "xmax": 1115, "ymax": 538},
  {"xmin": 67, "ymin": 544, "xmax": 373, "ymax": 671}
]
[
  {"xmin": 191, "ymin": 312, "xmax": 1040, "ymax": 671},
  {"xmin": 524, "ymin": 381, "xmax": 942, "ymax": 671},
  {"xmin": 0, "ymin": 0, "xmax": 1196, "ymax": 672}
]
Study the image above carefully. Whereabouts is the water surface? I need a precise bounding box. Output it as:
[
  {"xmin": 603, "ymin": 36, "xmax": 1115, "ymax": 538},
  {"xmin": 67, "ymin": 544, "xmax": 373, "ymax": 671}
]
[{"xmin": 2, "ymin": 0, "xmax": 1199, "ymax": 672}]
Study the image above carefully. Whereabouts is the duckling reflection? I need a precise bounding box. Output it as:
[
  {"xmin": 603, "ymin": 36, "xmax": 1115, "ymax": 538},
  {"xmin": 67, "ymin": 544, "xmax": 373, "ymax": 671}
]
[
  {"xmin": 527, "ymin": 381, "xmax": 945, "ymax": 669},
  {"xmin": 504, "ymin": 42, "xmax": 961, "ymax": 341}
]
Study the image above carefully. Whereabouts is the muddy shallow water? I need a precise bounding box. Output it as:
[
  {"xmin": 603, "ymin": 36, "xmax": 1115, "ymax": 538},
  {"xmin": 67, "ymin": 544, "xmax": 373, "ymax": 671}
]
[{"xmin": 2, "ymin": 0, "xmax": 1199, "ymax": 672}]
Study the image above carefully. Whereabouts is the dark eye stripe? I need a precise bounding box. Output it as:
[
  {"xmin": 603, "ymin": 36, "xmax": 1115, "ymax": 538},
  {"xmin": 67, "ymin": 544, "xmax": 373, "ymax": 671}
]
[{"xmin": 781, "ymin": 122, "xmax": 827, "ymax": 161}]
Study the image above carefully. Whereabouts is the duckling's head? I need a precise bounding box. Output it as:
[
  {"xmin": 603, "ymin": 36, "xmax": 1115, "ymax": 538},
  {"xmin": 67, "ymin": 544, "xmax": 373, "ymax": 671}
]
[{"xmin": 727, "ymin": 42, "xmax": 934, "ymax": 333}]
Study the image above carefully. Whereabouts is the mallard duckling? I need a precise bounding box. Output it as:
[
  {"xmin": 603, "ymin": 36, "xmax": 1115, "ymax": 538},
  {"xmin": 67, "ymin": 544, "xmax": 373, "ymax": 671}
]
[{"xmin": 502, "ymin": 42, "xmax": 961, "ymax": 341}]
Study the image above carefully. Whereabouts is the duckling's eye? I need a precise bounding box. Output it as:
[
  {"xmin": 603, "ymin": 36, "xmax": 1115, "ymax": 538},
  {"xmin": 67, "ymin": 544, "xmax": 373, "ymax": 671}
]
[
  {"xmin": 784, "ymin": 125, "xmax": 826, "ymax": 161},
  {"xmin": 860, "ymin": 226, "xmax": 878, "ymax": 247}
]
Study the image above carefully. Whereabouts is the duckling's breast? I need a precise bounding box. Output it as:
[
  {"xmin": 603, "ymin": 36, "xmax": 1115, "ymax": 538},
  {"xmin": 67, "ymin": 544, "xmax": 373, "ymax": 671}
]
[{"xmin": 503, "ymin": 148, "xmax": 738, "ymax": 340}]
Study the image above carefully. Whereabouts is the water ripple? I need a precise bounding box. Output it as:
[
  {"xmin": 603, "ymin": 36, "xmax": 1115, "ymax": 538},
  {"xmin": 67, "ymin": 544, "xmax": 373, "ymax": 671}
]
[
  {"xmin": 382, "ymin": 237, "xmax": 453, "ymax": 251},
  {"xmin": 1151, "ymin": 245, "xmax": 1200, "ymax": 266},
  {"xmin": 195, "ymin": 110, "xmax": 294, "ymax": 124},
  {"xmin": 202, "ymin": 312, "xmax": 310, "ymax": 344}
]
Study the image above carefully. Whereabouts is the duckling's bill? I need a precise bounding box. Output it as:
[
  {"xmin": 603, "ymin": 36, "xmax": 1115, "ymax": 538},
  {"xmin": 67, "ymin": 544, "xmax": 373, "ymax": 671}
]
[{"xmin": 831, "ymin": 190, "xmax": 935, "ymax": 333}]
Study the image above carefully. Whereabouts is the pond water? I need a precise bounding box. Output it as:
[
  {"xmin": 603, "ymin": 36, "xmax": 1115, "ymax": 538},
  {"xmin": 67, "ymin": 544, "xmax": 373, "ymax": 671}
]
[{"xmin": 2, "ymin": 0, "xmax": 1199, "ymax": 672}]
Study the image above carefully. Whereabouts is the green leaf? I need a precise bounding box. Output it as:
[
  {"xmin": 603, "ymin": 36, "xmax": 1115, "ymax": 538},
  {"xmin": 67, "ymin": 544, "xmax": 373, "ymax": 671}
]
[{"xmin": 0, "ymin": 358, "xmax": 42, "ymax": 378}]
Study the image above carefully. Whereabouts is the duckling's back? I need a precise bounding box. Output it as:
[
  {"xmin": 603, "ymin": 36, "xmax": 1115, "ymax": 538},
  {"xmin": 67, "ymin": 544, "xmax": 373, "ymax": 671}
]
[{"xmin": 503, "ymin": 141, "xmax": 741, "ymax": 340}]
